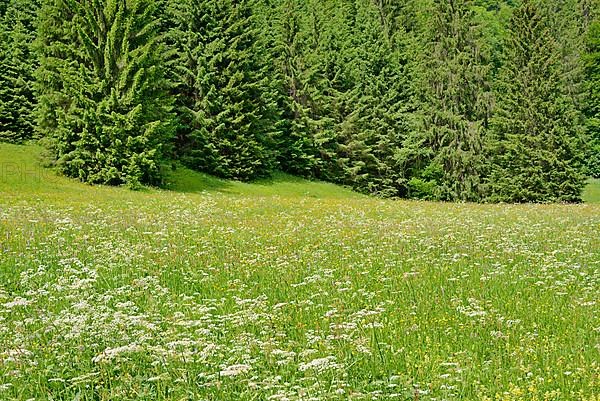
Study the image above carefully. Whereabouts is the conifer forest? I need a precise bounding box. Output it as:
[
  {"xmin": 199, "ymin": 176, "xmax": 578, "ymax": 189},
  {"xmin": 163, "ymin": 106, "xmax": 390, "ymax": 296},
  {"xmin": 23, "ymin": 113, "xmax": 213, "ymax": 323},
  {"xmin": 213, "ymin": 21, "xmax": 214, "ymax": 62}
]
[
  {"xmin": 1, "ymin": 0, "xmax": 599, "ymax": 201},
  {"xmin": 1, "ymin": 1, "xmax": 600, "ymax": 400}
]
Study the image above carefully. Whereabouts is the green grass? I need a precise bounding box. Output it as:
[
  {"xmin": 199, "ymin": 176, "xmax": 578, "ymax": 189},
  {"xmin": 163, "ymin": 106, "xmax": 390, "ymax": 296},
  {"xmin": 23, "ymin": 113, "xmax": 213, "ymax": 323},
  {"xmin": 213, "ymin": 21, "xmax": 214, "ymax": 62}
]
[
  {"xmin": 583, "ymin": 178, "xmax": 600, "ymax": 204},
  {"xmin": 0, "ymin": 143, "xmax": 598, "ymax": 401},
  {"xmin": 164, "ymin": 166, "xmax": 362, "ymax": 199}
]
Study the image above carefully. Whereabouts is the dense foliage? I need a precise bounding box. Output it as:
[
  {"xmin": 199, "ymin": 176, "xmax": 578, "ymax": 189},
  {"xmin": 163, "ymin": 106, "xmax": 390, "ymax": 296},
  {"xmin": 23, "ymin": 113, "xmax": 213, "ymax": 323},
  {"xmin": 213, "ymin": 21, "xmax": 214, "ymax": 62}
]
[
  {"xmin": 585, "ymin": 18, "xmax": 600, "ymax": 177},
  {"xmin": 169, "ymin": 0, "xmax": 280, "ymax": 180},
  {"xmin": 487, "ymin": 0, "xmax": 586, "ymax": 202},
  {"xmin": 401, "ymin": 0, "xmax": 492, "ymax": 201},
  {"xmin": 0, "ymin": 0, "xmax": 38, "ymax": 143},
  {"xmin": 35, "ymin": 0, "xmax": 173, "ymax": 187},
  {"xmin": 0, "ymin": 0, "xmax": 597, "ymax": 201}
]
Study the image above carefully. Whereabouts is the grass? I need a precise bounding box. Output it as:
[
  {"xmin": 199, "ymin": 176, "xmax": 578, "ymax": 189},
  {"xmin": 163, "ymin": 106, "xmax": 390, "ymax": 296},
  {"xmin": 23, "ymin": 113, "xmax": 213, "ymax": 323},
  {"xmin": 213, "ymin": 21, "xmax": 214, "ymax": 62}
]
[
  {"xmin": 164, "ymin": 166, "xmax": 362, "ymax": 199},
  {"xmin": 583, "ymin": 179, "xmax": 600, "ymax": 204},
  {"xmin": 0, "ymin": 142, "xmax": 598, "ymax": 401}
]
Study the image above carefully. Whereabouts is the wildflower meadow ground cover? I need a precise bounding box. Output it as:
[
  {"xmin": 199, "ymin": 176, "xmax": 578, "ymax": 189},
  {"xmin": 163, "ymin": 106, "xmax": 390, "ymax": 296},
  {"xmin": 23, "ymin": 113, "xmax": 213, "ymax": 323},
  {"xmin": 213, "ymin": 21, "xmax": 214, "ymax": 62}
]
[{"xmin": 0, "ymin": 144, "xmax": 598, "ymax": 400}]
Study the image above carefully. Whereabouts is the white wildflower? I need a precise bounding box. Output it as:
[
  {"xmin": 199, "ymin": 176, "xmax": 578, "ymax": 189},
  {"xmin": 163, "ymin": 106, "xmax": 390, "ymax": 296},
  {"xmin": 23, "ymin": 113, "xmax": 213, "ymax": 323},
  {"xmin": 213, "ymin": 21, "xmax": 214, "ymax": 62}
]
[
  {"xmin": 3, "ymin": 297, "xmax": 32, "ymax": 309},
  {"xmin": 298, "ymin": 356, "xmax": 341, "ymax": 373},
  {"xmin": 1, "ymin": 348, "xmax": 33, "ymax": 363},
  {"xmin": 219, "ymin": 363, "xmax": 252, "ymax": 377},
  {"xmin": 92, "ymin": 344, "xmax": 142, "ymax": 364}
]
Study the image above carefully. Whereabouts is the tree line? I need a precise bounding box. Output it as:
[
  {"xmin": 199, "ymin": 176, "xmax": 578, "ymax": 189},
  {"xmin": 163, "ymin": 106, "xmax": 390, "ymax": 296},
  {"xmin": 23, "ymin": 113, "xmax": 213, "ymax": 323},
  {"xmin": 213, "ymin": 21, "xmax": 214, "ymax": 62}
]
[{"xmin": 0, "ymin": 0, "xmax": 598, "ymax": 202}]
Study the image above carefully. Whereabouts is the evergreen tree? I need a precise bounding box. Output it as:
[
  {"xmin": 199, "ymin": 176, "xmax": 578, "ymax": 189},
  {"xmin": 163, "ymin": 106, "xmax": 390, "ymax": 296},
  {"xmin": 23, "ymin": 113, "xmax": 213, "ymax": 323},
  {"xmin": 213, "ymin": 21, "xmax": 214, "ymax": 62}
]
[
  {"xmin": 584, "ymin": 18, "xmax": 600, "ymax": 177},
  {"xmin": 334, "ymin": 0, "xmax": 414, "ymax": 197},
  {"xmin": 35, "ymin": 0, "xmax": 173, "ymax": 188},
  {"xmin": 487, "ymin": 0, "xmax": 586, "ymax": 202},
  {"xmin": 296, "ymin": 0, "xmax": 340, "ymax": 182},
  {"xmin": 18, "ymin": 0, "xmax": 594, "ymax": 199},
  {"xmin": 539, "ymin": 0, "xmax": 596, "ymax": 176},
  {"xmin": 0, "ymin": 0, "xmax": 39, "ymax": 143},
  {"xmin": 400, "ymin": 0, "xmax": 492, "ymax": 201},
  {"xmin": 284, "ymin": 0, "xmax": 350, "ymax": 183},
  {"xmin": 170, "ymin": 0, "xmax": 280, "ymax": 181},
  {"xmin": 259, "ymin": 0, "xmax": 416, "ymax": 196},
  {"xmin": 269, "ymin": 0, "xmax": 321, "ymax": 177}
]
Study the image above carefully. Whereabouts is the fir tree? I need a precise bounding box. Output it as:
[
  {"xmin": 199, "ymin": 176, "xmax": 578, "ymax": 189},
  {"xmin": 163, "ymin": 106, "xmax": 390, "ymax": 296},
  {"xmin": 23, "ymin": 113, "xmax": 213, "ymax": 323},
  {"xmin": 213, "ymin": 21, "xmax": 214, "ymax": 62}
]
[
  {"xmin": 400, "ymin": 0, "xmax": 492, "ymax": 201},
  {"xmin": 269, "ymin": 0, "xmax": 320, "ymax": 177},
  {"xmin": 35, "ymin": 0, "xmax": 173, "ymax": 188},
  {"xmin": 0, "ymin": 0, "xmax": 39, "ymax": 143},
  {"xmin": 584, "ymin": 18, "xmax": 600, "ymax": 177},
  {"xmin": 269, "ymin": 0, "xmax": 346, "ymax": 183},
  {"xmin": 334, "ymin": 0, "xmax": 414, "ymax": 197},
  {"xmin": 262, "ymin": 0, "xmax": 415, "ymax": 196},
  {"xmin": 487, "ymin": 0, "xmax": 586, "ymax": 202},
  {"xmin": 170, "ymin": 0, "xmax": 280, "ymax": 181}
]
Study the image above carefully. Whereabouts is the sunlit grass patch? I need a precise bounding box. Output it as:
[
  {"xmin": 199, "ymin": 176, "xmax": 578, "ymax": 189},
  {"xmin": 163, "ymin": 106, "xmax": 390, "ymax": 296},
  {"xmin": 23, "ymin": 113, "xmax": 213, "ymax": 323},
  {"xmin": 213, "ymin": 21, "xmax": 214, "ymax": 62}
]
[
  {"xmin": 0, "ymin": 144, "xmax": 598, "ymax": 400},
  {"xmin": 583, "ymin": 178, "xmax": 600, "ymax": 203}
]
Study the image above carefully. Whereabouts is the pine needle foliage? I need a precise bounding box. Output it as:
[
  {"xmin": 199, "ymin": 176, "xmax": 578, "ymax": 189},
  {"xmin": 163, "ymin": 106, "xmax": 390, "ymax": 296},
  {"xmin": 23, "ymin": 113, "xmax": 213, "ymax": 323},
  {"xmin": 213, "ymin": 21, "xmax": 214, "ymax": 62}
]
[
  {"xmin": 0, "ymin": 0, "xmax": 593, "ymax": 201},
  {"xmin": 401, "ymin": 0, "xmax": 492, "ymax": 201},
  {"xmin": 0, "ymin": 0, "xmax": 39, "ymax": 143},
  {"xmin": 268, "ymin": 0, "xmax": 321, "ymax": 177},
  {"xmin": 35, "ymin": 0, "xmax": 174, "ymax": 188},
  {"xmin": 584, "ymin": 17, "xmax": 600, "ymax": 177},
  {"xmin": 169, "ymin": 0, "xmax": 280, "ymax": 181},
  {"xmin": 487, "ymin": 0, "xmax": 587, "ymax": 202},
  {"xmin": 333, "ymin": 0, "xmax": 414, "ymax": 197}
]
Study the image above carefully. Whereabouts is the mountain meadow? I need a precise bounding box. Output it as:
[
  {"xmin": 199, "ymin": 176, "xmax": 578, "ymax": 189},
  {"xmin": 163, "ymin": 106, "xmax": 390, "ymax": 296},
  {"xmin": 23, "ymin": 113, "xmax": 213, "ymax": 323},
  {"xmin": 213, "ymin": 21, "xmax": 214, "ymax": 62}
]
[
  {"xmin": 1, "ymin": 0, "xmax": 600, "ymax": 400},
  {"xmin": 0, "ymin": 144, "xmax": 599, "ymax": 400}
]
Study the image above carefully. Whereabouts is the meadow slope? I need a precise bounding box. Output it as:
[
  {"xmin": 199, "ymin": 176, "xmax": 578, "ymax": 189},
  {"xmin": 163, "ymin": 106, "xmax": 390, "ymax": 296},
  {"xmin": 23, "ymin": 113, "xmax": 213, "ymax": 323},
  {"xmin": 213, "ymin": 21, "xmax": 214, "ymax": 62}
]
[{"xmin": 0, "ymin": 143, "xmax": 599, "ymax": 401}]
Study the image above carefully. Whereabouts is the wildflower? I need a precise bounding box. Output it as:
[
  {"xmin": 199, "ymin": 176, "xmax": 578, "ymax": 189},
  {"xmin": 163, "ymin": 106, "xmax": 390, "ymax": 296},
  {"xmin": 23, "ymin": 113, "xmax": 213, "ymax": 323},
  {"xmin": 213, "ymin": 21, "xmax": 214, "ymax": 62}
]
[
  {"xmin": 298, "ymin": 356, "xmax": 340, "ymax": 373},
  {"xmin": 219, "ymin": 364, "xmax": 252, "ymax": 377},
  {"xmin": 3, "ymin": 297, "xmax": 32, "ymax": 309},
  {"xmin": 92, "ymin": 344, "xmax": 142, "ymax": 363}
]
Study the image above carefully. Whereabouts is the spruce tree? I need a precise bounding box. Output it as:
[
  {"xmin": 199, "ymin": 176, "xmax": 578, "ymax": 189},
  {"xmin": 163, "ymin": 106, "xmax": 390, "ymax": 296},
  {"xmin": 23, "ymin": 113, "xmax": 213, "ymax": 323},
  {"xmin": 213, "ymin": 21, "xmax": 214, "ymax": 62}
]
[
  {"xmin": 0, "ymin": 0, "xmax": 39, "ymax": 143},
  {"xmin": 487, "ymin": 0, "xmax": 586, "ymax": 202},
  {"xmin": 269, "ymin": 0, "xmax": 321, "ymax": 177},
  {"xmin": 35, "ymin": 0, "xmax": 173, "ymax": 187},
  {"xmin": 282, "ymin": 0, "xmax": 356, "ymax": 184},
  {"xmin": 584, "ymin": 18, "xmax": 600, "ymax": 177},
  {"xmin": 532, "ymin": 1, "xmax": 592, "ymax": 183},
  {"xmin": 261, "ymin": 0, "xmax": 415, "ymax": 196},
  {"xmin": 295, "ymin": 0, "xmax": 339, "ymax": 182},
  {"xmin": 400, "ymin": 0, "xmax": 492, "ymax": 201},
  {"xmin": 169, "ymin": 0, "xmax": 280, "ymax": 181},
  {"xmin": 334, "ymin": 0, "xmax": 414, "ymax": 197},
  {"xmin": 257, "ymin": 0, "xmax": 342, "ymax": 183}
]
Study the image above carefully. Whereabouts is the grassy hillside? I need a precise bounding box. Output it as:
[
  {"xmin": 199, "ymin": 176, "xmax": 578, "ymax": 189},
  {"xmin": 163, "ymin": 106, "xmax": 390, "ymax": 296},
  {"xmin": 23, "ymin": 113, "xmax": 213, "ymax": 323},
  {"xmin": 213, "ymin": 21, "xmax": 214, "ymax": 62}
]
[
  {"xmin": 583, "ymin": 179, "xmax": 600, "ymax": 203},
  {"xmin": 0, "ymin": 143, "xmax": 599, "ymax": 401}
]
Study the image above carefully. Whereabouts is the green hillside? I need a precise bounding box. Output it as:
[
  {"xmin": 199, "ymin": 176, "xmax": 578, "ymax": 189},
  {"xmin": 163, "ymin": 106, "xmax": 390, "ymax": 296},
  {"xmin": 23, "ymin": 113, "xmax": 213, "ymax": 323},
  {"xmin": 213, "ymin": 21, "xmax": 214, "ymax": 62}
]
[
  {"xmin": 583, "ymin": 179, "xmax": 600, "ymax": 203},
  {"xmin": 0, "ymin": 144, "xmax": 361, "ymax": 202},
  {"xmin": 0, "ymin": 143, "xmax": 599, "ymax": 401}
]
